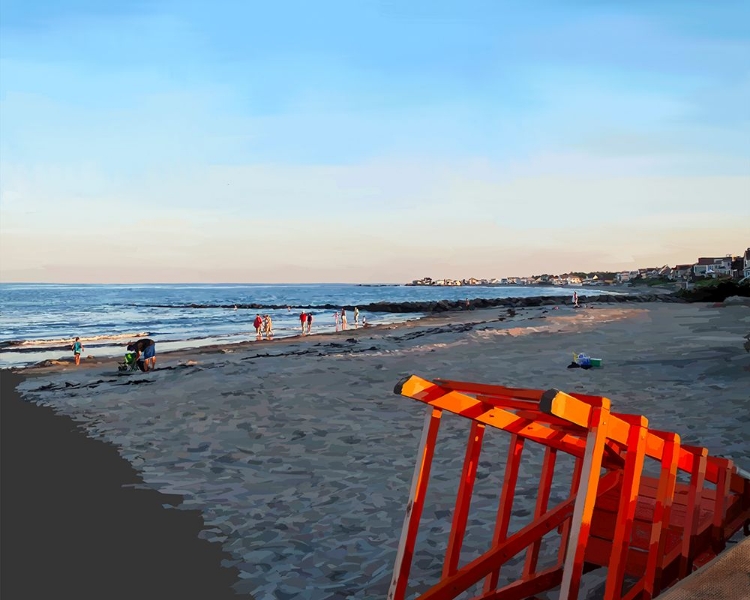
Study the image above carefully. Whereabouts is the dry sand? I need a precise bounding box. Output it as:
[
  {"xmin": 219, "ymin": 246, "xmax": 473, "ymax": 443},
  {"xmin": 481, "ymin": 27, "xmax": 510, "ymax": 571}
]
[{"xmin": 8, "ymin": 302, "xmax": 750, "ymax": 599}]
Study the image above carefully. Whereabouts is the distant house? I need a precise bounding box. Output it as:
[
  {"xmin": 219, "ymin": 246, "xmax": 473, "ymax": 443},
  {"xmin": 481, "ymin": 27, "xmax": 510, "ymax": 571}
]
[
  {"xmin": 672, "ymin": 264, "xmax": 693, "ymax": 280},
  {"xmin": 731, "ymin": 257, "xmax": 744, "ymax": 279},
  {"xmin": 658, "ymin": 265, "xmax": 672, "ymax": 279},
  {"xmin": 744, "ymin": 249, "xmax": 750, "ymax": 279},
  {"xmin": 616, "ymin": 272, "xmax": 631, "ymax": 284},
  {"xmin": 693, "ymin": 256, "xmax": 733, "ymax": 278}
]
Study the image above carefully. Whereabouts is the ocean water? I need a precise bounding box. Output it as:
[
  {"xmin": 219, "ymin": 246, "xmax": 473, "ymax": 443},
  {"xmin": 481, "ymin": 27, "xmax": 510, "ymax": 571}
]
[{"xmin": 0, "ymin": 283, "xmax": 594, "ymax": 367}]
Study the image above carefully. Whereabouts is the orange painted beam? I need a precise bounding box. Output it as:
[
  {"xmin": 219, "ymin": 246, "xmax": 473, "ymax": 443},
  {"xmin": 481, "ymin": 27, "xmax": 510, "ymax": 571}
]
[
  {"xmin": 604, "ymin": 421, "xmax": 648, "ymax": 600},
  {"xmin": 434, "ymin": 378, "xmax": 545, "ymax": 401},
  {"xmin": 443, "ymin": 421, "xmax": 485, "ymax": 578},
  {"xmin": 484, "ymin": 434, "xmax": 525, "ymax": 592},
  {"xmin": 388, "ymin": 407, "xmax": 443, "ymax": 600},
  {"xmin": 523, "ymin": 447, "xmax": 557, "ymax": 578},
  {"xmin": 559, "ymin": 405, "xmax": 610, "ymax": 600}
]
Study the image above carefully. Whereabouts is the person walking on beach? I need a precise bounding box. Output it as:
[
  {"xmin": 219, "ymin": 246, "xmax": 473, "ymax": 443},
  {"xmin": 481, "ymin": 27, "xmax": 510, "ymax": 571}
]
[
  {"xmin": 71, "ymin": 337, "xmax": 83, "ymax": 366},
  {"xmin": 253, "ymin": 314, "xmax": 263, "ymax": 338},
  {"xmin": 299, "ymin": 311, "xmax": 307, "ymax": 333},
  {"xmin": 341, "ymin": 308, "xmax": 347, "ymax": 330},
  {"xmin": 127, "ymin": 338, "xmax": 156, "ymax": 372},
  {"xmin": 354, "ymin": 307, "xmax": 359, "ymax": 327},
  {"xmin": 306, "ymin": 312, "xmax": 314, "ymax": 334}
]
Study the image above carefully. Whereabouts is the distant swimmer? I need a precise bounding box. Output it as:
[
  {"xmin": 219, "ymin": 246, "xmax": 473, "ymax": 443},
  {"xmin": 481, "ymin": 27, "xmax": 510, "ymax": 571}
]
[
  {"xmin": 341, "ymin": 308, "xmax": 347, "ymax": 330},
  {"xmin": 71, "ymin": 336, "xmax": 84, "ymax": 366},
  {"xmin": 299, "ymin": 311, "xmax": 307, "ymax": 333},
  {"xmin": 254, "ymin": 314, "xmax": 263, "ymax": 338},
  {"xmin": 354, "ymin": 307, "xmax": 359, "ymax": 326},
  {"xmin": 127, "ymin": 338, "xmax": 156, "ymax": 372}
]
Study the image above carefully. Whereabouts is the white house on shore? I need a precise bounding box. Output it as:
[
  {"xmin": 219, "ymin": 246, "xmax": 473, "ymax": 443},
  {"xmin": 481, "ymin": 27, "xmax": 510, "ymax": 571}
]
[{"xmin": 693, "ymin": 256, "xmax": 733, "ymax": 278}]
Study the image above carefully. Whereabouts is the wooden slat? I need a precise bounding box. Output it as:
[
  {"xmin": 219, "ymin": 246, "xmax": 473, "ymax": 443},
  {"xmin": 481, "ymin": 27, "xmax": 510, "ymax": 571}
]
[
  {"xmin": 523, "ymin": 447, "xmax": 557, "ymax": 578},
  {"xmin": 388, "ymin": 407, "xmax": 443, "ymax": 600},
  {"xmin": 604, "ymin": 421, "xmax": 648, "ymax": 600},
  {"xmin": 484, "ymin": 435, "xmax": 525, "ymax": 592},
  {"xmin": 443, "ymin": 421, "xmax": 485, "ymax": 578},
  {"xmin": 559, "ymin": 405, "xmax": 610, "ymax": 599}
]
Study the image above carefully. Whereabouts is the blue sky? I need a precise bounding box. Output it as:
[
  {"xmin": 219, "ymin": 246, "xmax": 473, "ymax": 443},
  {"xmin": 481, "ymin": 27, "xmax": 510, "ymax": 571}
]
[{"xmin": 1, "ymin": 0, "xmax": 748, "ymax": 282}]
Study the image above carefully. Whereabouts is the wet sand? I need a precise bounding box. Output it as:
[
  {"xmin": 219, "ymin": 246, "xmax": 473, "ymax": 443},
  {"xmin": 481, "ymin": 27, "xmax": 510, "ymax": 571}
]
[
  {"xmin": 5, "ymin": 302, "xmax": 750, "ymax": 598},
  {"xmin": 0, "ymin": 370, "xmax": 242, "ymax": 600}
]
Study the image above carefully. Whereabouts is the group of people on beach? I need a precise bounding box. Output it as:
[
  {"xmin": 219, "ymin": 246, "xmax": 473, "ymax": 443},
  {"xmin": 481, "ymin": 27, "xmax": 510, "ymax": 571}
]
[
  {"xmin": 72, "ymin": 336, "xmax": 157, "ymax": 372},
  {"xmin": 333, "ymin": 307, "xmax": 361, "ymax": 331},
  {"xmin": 72, "ymin": 305, "xmax": 371, "ymax": 369},
  {"xmin": 253, "ymin": 314, "xmax": 274, "ymax": 339}
]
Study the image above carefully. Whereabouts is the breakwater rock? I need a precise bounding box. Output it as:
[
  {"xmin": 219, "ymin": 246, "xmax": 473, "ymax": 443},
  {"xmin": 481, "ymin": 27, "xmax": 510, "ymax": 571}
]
[
  {"xmin": 134, "ymin": 293, "xmax": 681, "ymax": 314},
  {"xmin": 676, "ymin": 282, "xmax": 750, "ymax": 303}
]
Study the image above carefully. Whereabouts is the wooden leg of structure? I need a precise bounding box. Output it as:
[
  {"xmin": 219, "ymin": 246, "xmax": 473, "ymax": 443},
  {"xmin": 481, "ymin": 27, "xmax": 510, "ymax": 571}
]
[
  {"xmin": 558, "ymin": 457, "xmax": 583, "ymax": 567},
  {"xmin": 604, "ymin": 419, "xmax": 647, "ymax": 600},
  {"xmin": 523, "ymin": 447, "xmax": 557, "ymax": 578},
  {"xmin": 443, "ymin": 421, "xmax": 485, "ymax": 578},
  {"xmin": 388, "ymin": 407, "xmax": 443, "ymax": 600},
  {"xmin": 559, "ymin": 406, "xmax": 610, "ymax": 600},
  {"xmin": 645, "ymin": 433, "xmax": 680, "ymax": 600},
  {"xmin": 484, "ymin": 434, "xmax": 525, "ymax": 593}
]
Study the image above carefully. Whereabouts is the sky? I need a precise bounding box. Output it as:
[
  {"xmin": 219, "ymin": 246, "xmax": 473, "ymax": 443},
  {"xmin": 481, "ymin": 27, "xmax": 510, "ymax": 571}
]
[{"xmin": 1, "ymin": 0, "xmax": 748, "ymax": 283}]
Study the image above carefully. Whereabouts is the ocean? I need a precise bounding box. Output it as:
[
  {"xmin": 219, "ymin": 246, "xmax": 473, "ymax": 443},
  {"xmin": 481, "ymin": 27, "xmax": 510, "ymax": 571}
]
[{"xmin": 0, "ymin": 283, "xmax": 595, "ymax": 367}]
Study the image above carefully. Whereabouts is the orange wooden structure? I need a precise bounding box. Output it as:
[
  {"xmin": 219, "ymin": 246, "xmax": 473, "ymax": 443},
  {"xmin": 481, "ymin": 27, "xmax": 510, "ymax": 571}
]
[{"xmin": 388, "ymin": 375, "xmax": 750, "ymax": 600}]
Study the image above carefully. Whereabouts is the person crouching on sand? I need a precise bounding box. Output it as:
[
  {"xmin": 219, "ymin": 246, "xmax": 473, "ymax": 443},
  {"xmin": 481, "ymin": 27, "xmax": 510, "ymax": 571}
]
[
  {"xmin": 253, "ymin": 314, "xmax": 263, "ymax": 338},
  {"xmin": 127, "ymin": 338, "xmax": 156, "ymax": 372},
  {"xmin": 71, "ymin": 337, "xmax": 84, "ymax": 366}
]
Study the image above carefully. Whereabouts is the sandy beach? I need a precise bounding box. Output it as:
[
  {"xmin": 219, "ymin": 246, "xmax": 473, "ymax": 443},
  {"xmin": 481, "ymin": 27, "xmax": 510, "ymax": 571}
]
[{"xmin": 5, "ymin": 301, "xmax": 750, "ymax": 599}]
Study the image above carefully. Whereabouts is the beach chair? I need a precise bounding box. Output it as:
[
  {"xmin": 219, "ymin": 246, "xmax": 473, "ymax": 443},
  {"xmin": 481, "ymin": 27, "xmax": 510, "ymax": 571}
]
[{"xmin": 118, "ymin": 351, "xmax": 140, "ymax": 372}]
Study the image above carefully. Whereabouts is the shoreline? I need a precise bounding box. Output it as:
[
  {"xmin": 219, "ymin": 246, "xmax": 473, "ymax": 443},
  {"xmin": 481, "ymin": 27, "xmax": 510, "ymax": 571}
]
[
  {"xmin": 14, "ymin": 301, "xmax": 624, "ymax": 375},
  {"xmin": 7, "ymin": 291, "xmax": 678, "ymax": 371}
]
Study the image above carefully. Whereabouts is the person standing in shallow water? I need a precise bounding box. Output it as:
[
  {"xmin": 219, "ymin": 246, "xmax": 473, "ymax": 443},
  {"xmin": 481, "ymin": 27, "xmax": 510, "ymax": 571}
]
[
  {"xmin": 334, "ymin": 311, "xmax": 340, "ymax": 331},
  {"xmin": 354, "ymin": 307, "xmax": 359, "ymax": 327},
  {"xmin": 253, "ymin": 314, "xmax": 263, "ymax": 338},
  {"xmin": 573, "ymin": 291, "xmax": 579, "ymax": 308},
  {"xmin": 306, "ymin": 312, "xmax": 314, "ymax": 334},
  {"xmin": 341, "ymin": 308, "xmax": 347, "ymax": 330},
  {"xmin": 71, "ymin": 337, "xmax": 83, "ymax": 366},
  {"xmin": 299, "ymin": 311, "xmax": 307, "ymax": 334}
]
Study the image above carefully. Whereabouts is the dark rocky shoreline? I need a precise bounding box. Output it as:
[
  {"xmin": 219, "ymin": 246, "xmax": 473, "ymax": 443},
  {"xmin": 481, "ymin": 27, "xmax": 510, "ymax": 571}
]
[{"xmin": 129, "ymin": 291, "xmax": 683, "ymax": 314}]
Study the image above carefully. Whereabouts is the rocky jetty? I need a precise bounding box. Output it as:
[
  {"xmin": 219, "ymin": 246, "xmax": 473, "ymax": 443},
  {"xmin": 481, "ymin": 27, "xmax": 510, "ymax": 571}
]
[{"xmin": 134, "ymin": 292, "xmax": 682, "ymax": 314}]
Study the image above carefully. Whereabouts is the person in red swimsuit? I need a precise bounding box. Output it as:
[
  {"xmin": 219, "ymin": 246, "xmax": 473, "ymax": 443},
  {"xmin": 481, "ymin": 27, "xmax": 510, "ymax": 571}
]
[
  {"xmin": 253, "ymin": 314, "xmax": 263, "ymax": 338},
  {"xmin": 299, "ymin": 311, "xmax": 307, "ymax": 333}
]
